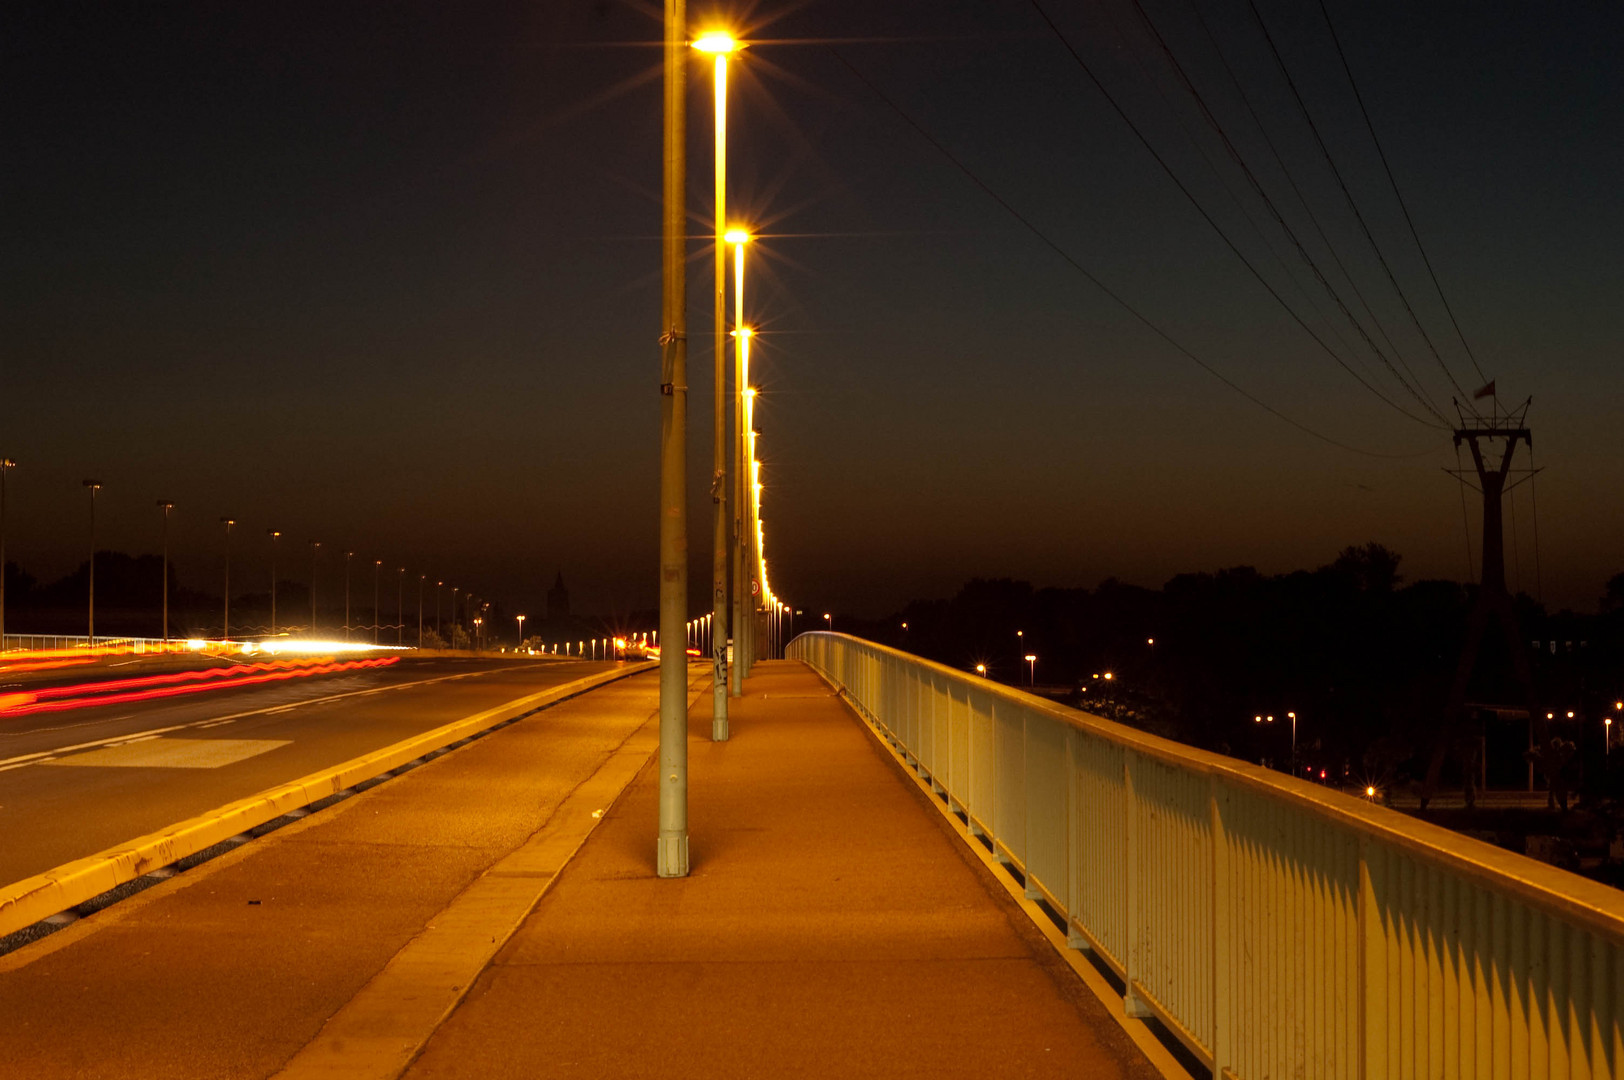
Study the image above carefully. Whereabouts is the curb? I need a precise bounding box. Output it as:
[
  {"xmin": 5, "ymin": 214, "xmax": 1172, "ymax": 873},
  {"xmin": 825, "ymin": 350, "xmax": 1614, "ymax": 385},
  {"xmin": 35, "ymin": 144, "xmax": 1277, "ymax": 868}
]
[{"xmin": 0, "ymin": 662, "xmax": 657, "ymax": 939}]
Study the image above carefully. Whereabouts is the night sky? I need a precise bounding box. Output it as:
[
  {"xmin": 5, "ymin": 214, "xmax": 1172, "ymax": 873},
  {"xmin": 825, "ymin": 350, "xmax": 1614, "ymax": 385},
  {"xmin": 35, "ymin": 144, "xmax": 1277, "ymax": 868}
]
[{"xmin": 3, "ymin": 1, "xmax": 1620, "ymax": 624}]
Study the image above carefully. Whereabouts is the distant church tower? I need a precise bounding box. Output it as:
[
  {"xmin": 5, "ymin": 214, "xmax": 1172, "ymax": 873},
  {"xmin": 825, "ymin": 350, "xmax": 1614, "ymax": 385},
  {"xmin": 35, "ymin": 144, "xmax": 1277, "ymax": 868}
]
[{"xmin": 546, "ymin": 571, "xmax": 570, "ymax": 621}]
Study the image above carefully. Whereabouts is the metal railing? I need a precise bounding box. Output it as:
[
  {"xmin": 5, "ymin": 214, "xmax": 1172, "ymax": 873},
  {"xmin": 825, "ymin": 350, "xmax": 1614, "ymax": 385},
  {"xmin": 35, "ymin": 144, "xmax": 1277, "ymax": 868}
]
[
  {"xmin": 1, "ymin": 635, "xmax": 190, "ymax": 654},
  {"xmin": 788, "ymin": 632, "xmax": 1624, "ymax": 1080}
]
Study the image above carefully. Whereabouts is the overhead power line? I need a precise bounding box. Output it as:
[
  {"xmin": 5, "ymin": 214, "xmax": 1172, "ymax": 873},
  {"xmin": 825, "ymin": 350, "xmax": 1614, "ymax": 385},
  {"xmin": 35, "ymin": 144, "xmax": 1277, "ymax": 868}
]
[
  {"xmin": 1317, "ymin": 0, "xmax": 1488, "ymax": 384},
  {"xmin": 828, "ymin": 48, "xmax": 1436, "ymax": 461},
  {"xmin": 1025, "ymin": 0, "xmax": 1448, "ymax": 431}
]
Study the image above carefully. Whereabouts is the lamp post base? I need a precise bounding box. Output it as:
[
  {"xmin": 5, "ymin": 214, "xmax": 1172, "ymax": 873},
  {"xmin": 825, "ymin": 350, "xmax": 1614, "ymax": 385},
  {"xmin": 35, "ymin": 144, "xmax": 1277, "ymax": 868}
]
[{"xmin": 657, "ymin": 834, "xmax": 689, "ymax": 878}]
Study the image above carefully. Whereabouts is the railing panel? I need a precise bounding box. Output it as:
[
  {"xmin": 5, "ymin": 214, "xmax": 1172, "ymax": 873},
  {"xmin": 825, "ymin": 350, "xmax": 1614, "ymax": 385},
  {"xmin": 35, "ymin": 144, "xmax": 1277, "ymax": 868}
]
[{"xmin": 787, "ymin": 633, "xmax": 1624, "ymax": 1080}]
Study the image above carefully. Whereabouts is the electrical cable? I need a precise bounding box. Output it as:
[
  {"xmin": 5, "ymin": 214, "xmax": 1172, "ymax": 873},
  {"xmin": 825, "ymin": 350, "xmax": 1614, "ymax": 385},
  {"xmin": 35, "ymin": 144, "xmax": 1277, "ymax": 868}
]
[
  {"xmin": 1025, "ymin": 0, "xmax": 1448, "ymax": 431},
  {"xmin": 1316, "ymin": 0, "xmax": 1488, "ymax": 385},
  {"xmin": 829, "ymin": 47, "xmax": 1436, "ymax": 460},
  {"xmin": 1181, "ymin": 0, "xmax": 1431, "ymax": 402},
  {"xmin": 1243, "ymin": 0, "xmax": 1469, "ymax": 403},
  {"xmin": 1127, "ymin": 0, "xmax": 1449, "ymax": 425}
]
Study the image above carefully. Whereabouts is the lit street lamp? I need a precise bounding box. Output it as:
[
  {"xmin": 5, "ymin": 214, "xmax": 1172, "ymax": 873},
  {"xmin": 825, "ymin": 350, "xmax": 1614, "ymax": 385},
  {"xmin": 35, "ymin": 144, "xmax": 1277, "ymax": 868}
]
[
  {"xmin": 0, "ymin": 458, "xmax": 14, "ymax": 648},
  {"xmin": 157, "ymin": 501, "xmax": 174, "ymax": 643},
  {"xmin": 219, "ymin": 518, "xmax": 236, "ymax": 639},
  {"xmin": 373, "ymin": 559, "xmax": 381, "ymax": 645},
  {"xmin": 1024, "ymin": 653, "xmax": 1037, "ymax": 686},
  {"xmin": 516, "ymin": 613, "xmax": 526, "ymax": 646},
  {"xmin": 396, "ymin": 567, "xmax": 405, "ymax": 645},
  {"xmin": 309, "ymin": 540, "xmax": 321, "ymax": 635},
  {"xmin": 1606, "ymin": 716, "xmax": 1614, "ymax": 756},
  {"xmin": 727, "ymin": 227, "xmax": 753, "ymax": 694},
  {"xmin": 1288, "ymin": 710, "xmax": 1298, "ymax": 775},
  {"xmin": 267, "ymin": 529, "xmax": 281, "ymax": 636},
  {"xmin": 417, "ymin": 573, "xmax": 425, "ymax": 647},
  {"xmin": 345, "ymin": 551, "xmax": 355, "ymax": 641},
  {"xmin": 823, "ymin": 613, "xmax": 832, "ymax": 631},
  {"xmin": 695, "ymin": 28, "xmax": 744, "ymax": 741},
  {"xmin": 83, "ymin": 480, "xmax": 101, "ymax": 644}
]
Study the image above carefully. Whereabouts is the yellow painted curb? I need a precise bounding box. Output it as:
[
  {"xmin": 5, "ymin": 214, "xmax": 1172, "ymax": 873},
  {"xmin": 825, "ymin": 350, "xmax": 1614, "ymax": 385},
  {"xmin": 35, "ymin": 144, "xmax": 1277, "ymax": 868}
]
[{"xmin": 0, "ymin": 662, "xmax": 656, "ymax": 939}]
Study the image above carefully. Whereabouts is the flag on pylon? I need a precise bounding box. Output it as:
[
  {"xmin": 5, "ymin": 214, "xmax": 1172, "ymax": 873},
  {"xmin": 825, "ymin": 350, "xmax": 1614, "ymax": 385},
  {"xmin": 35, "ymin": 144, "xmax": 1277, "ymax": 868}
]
[{"xmin": 1472, "ymin": 380, "xmax": 1496, "ymax": 400}]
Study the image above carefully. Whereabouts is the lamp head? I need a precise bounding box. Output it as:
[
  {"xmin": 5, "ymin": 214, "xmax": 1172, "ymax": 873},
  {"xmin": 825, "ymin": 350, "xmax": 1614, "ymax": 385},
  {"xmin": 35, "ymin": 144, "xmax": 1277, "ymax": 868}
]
[{"xmin": 692, "ymin": 31, "xmax": 743, "ymax": 54}]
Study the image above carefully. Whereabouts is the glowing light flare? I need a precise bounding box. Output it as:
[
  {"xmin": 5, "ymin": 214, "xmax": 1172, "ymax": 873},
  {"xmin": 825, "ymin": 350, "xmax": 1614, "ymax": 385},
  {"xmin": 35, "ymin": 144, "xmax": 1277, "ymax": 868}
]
[
  {"xmin": 724, "ymin": 228, "xmax": 752, "ymax": 245},
  {"xmin": 691, "ymin": 31, "xmax": 743, "ymax": 54}
]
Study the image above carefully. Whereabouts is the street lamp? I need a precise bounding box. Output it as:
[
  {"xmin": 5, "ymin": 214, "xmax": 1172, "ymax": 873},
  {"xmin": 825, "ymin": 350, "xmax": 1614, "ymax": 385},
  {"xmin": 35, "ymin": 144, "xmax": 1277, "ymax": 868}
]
[
  {"xmin": 396, "ymin": 567, "xmax": 405, "ymax": 645},
  {"xmin": 83, "ymin": 480, "xmax": 101, "ymax": 644},
  {"xmin": 157, "ymin": 501, "xmax": 174, "ymax": 644},
  {"xmin": 417, "ymin": 573, "xmax": 425, "ymax": 647},
  {"xmin": 1606, "ymin": 717, "xmax": 1613, "ymax": 756},
  {"xmin": 373, "ymin": 559, "xmax": 381, "ymax": 645},
  {"xmin": 1287, "ymin": 711, "xmax": 1298, "ymax": 775},
  {"xmin": 727, "ymin": 226, "xmax": 753, "ymax": 696},
  {"xmin": 219, "ymin": 518, "xmax": 236, "ymax": 640},
  {"xmin": 695, "ymin": 28, "xmax": 743, "ymax": 739},
  {"xmin": 823, "ymin": 613, "xmax": 832, "ymax": 631},
  {"xmin": 345, "ymin": 551, "xmax": 355, "ymax": 641},
  {"xmin": 1024, "ymin": 654, "xmax": 1037, "ymax": 686},
  {"xmin": 975, "ymin": 663, "xmax": 987, "ymax": 676},
  {"xmin": 0, "ymin": 458, "xmax": 14, "ymax": 648},
  {"xmin": 516, "ymin": 613, "xmax": 526, "ymax": 646},
  {"xmin": 309, "ymin": 541, "xmax": 321, "ymax": 635},
  {"xmin": 267, "ymin": 529, "xmax": 281, "ymax": 636}
]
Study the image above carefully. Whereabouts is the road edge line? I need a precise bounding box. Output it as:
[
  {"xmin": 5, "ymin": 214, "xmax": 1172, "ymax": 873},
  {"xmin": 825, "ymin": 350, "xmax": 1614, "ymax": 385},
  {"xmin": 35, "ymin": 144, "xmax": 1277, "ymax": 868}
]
[{"xmin": 0, "ymin": 662, "xmax": 657, "ymax": 939}]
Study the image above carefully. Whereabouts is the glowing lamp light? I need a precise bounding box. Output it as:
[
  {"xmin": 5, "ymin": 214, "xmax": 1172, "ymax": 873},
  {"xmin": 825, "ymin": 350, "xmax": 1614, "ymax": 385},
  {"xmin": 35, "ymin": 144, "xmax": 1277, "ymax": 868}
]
[
  {"xmin": 692, "ymin": 31, "xmax": 743, "ymax": 54},
  {"xmin": 1366, "ymin": 786, "xmax": 1377, "ymax": 798},
  {"xmin": 724, "ymin": 228, "xmax": 752, "ymax": 244},
  {"xmin": 1103, "ymin": 672, "xmax": 1114, "ymax": 680}
]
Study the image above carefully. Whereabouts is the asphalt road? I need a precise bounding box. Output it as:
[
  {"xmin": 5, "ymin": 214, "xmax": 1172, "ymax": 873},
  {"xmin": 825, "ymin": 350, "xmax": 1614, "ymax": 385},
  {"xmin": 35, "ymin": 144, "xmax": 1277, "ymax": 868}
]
[{"xmin": 0, "ymin": 656, "xmax": 615, "ymax": 887}]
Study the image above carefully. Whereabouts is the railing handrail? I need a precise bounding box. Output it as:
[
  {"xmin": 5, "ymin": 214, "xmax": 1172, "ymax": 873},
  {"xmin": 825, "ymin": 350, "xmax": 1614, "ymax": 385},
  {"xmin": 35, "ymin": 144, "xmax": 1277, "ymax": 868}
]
[{"xmin": 794, "ymin": 631, "xmax": 1624, "ymax": 946}]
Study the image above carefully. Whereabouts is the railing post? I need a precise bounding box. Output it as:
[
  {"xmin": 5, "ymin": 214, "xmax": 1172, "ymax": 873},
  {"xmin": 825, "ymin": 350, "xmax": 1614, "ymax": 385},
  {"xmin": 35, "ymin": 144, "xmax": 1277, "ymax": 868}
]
[
  {"xmin": 1210, "ymin": 778, "xmax": 1232, "ymax": 1075},
  {"xmin": 1124, "ymin": 751, "xmax": 1150, "ymax": 1017},
  {"xmin": 1358, "ymin": 836, "xmax": 1383, "ymax": 1080},
  {"xmin": 1024, "ymin": 711, "xmax": 1041, "ymax": 900}
]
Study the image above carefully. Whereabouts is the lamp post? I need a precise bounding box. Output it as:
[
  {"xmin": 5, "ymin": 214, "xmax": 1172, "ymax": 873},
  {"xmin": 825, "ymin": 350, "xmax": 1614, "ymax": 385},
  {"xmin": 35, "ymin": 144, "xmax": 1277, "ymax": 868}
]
[
  {"xmin": 726, "ymin": 227, "xmax": 752, "ymax": 695},
  {"xmin": 417, "ymin": 573, "xmax": 425, "ymax": 647},
  {"xmin": 695, "ymin": 28, "xmax": 741, "ymax": 742},
  {"xmin": 308, "ymin": 540, "xmax": 321, "ymax": 635},
  {"xmin": 157, "ymin": 501, "xmax": 174, "ymax": 643},
  {"xmin": 344, "ymin": 551, "xmax": 355, "ymax": 641},
  {"xmin": 219, "ymin": 517, "xmax": 236, "ymax": 640},
  {"xmin": 396, "ymin": 567, "xmax": 405, "ymax": 646},
  {"xmin": 1288, "ymin": 711, "xmax": 1298, "ymax": 776},
  {"xmin": 267, "ymin": 529, "xmax": 281, "ymax": 636},
  {"xmin": 450, "ymin": 586, "xmax": 458, "ymax": 645},
  {"xmin": 373, "ymin": 559, "xmax": 381, "ymax": 645},
  {"xmin": 823, "ymin": 613, "xmax": 832, "ymax": 631},
  {"xmin": 516, "ymin": 613, "xmax": 525, "ymax": 647},
  {"xmin": 83, "ymin": 480, "xmax": 101, "ymax": 644},
  {"xmin": 1606, "ymin": 717, "xmax": 1613, "ymax": 757},
  {"xmin": 436, "ymin": 581, "xmax": 443, "ymax": 637},
  {"xmin": 1025, "ymin": 654, "xmax": 1037, "ymax": 686},
  {"xmin": 0, "ymin": 458, "xmax": 14, "ymax": 648}
]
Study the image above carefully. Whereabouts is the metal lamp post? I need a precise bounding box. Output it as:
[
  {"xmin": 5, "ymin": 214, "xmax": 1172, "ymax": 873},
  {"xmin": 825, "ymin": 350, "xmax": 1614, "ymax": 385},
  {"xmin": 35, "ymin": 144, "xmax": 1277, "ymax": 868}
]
[
  {"xmin": 344, "ymin": 551, "xmax": 355, "ymax": 641},
  {"xmin": 83, "ymin": 480, "xmax": 101, "ymax": 644},
  {"xmin": 0, "ymin": 458, "xmax": 14, "ymax": 648},
  {"xmin": 219, "ymin": 518, "xmax": 235, "ymax": 639},
  {"xmin": 516, "ymin": 613, "xmax": 525, "ymax": 648},
  {"xmin": 396, "ymin": 567, "xmax": 404, "ymax": 645},
  {"xmin": 417, "ymin": 573, "xmax": 425, "ymax": 647},
  {"xmin": 309, "ymin": 540, "xmax": 321, "ymax": 635},
  {"xmin": 373, "ymin": 559, "xmax": 381, "ymax": 645},
  {"xmin": 157, "ymin": 501, "xmax": 174, "ymax": 643},
  {"xmin": 267, "ymin": 529, "xmax": 281, "ymax": 636}
]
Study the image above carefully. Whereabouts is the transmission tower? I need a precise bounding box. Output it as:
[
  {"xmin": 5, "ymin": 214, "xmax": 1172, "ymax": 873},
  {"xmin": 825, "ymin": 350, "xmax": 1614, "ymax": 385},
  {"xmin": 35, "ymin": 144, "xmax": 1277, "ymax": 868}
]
[{"xmin": 1419, "ymin": 394, "xmax": 1545, "ymax": 809}]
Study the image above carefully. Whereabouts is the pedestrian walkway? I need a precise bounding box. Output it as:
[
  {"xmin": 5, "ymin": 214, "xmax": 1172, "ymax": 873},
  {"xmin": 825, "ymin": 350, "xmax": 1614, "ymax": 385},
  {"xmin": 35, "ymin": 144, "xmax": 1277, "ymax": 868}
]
[{"xmin": 401, "ymin": 660, "xmax": 1158, "ymax": 1080}]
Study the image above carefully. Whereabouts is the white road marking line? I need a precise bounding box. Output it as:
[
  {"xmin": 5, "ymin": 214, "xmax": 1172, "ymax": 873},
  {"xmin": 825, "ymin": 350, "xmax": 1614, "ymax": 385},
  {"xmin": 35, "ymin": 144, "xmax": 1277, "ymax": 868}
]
[
  {"xmin": 0, "ymin": 667, "xmax": 499, "ymax": 772},
  {"xmin": 46, "ymin": 738, "xmax": 292, "ymax": 770}
]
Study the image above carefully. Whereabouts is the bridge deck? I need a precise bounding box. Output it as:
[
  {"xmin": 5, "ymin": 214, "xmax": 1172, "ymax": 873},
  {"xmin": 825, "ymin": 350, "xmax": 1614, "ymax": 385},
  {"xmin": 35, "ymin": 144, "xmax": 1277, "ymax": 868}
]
[{"xmin": 402, "ymin": 659, "xmax": 1156, "ymax": 1080}]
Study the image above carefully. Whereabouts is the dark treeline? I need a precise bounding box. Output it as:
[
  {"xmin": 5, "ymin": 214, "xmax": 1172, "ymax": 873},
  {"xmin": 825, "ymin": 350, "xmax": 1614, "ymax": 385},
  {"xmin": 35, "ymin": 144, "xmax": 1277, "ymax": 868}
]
[{"xmin": 834, "ymin": 545, "xmax": 1624, "ymax": 798}]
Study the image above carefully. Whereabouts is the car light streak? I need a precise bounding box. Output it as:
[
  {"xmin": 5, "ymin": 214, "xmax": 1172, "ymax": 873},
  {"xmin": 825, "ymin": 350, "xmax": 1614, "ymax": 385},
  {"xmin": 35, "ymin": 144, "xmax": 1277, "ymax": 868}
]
[{"xmin": 0, "ymin": 657, "xmax": 400, "ymax": 718}]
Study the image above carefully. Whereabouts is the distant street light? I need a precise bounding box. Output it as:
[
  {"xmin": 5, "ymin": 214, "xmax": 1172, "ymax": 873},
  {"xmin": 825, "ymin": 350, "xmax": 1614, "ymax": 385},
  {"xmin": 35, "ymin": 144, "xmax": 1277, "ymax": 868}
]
[
  {"xmin": 220, "ymin": 518, "xmax": 236, "ymax": 639},
  {"xmin": 157, "ymin": 501, "xmax": 174, "ymax": 644},
  {"xmin": 373, "ymin": 559, "xmax": 381, "ymax": 645},
  {"xmin": 1606, "ymin": 717, "xmax": 1613, "ymax": 756},
  {"xmin": 396, "ymin": 567, "xmax": 405, "ymax": 645},
  {"xmin": 516, "ymin": 614, "xmax": 526, "ymax": 646},
  {"xmin": 975, "ymin": 664, "xmax": 987, "ymax": 677},
  {"xmin": 309, "ymin": 540, "xmax": 321, "ymax": 635},
  {"xmin": 436, "ymin": 581, "xmax": 443, "ymax": 637},
  {"xmin": 345, "ymin": 551, "xmax": 355, "ymax": 641},
  {"xmin": 1024, "ymin": 654, "xmax": 1037, "ymax": 686},
  {"xmin": 823, "ymin": 613, "xmax": 832, "ymax": 631},
  {"xmin": 83, "ymin": 480, "xmax": 101, "ymax": 644},
  {"xmin": 0, "ymin": 458, "xmax": 14, "ymax": 648},
  {"xmin": 1288, "ymin": 711, "xmax": 1298, "ymax": 775},
  {"xmin": 267, "ymin": 529, "xmax": 281, "ymax": 636},
  {"xmin": 417, "ymin": 573, "xmax": 425, "ymax": 648}
]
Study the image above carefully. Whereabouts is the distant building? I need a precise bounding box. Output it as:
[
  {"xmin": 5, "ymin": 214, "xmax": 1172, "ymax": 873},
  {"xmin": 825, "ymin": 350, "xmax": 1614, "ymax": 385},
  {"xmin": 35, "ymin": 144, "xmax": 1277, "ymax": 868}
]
[{"xmin": 546, "ymin": 572, "xmax": 570, "ymax": 621}]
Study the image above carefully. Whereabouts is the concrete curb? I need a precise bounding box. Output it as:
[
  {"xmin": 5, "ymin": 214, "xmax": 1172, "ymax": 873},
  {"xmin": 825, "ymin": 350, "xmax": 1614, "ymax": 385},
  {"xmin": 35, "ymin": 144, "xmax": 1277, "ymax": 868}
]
[{"xmin": 0, "ymin": 662, "xmax": 657, "ymax": 939}]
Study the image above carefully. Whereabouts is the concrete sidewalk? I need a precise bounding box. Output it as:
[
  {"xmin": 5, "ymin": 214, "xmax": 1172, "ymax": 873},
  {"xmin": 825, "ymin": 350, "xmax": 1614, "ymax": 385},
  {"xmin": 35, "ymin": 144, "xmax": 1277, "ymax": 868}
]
[{"xmin": 404, "ymin": 660, "xmax": 1159, "ymax": 1080}]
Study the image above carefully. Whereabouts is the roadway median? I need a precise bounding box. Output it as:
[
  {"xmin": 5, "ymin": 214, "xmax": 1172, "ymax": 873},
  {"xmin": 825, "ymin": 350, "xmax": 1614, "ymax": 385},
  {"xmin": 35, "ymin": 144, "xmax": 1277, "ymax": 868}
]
[{"xmin": 0, "ymin": 661, "xmax": 656, "ymax": 940}]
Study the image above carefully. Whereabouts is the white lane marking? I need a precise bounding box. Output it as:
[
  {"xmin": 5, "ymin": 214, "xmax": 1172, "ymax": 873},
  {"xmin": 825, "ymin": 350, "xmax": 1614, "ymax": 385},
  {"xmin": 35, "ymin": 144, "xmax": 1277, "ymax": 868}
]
[
  {"xmin": 46, "ymin": 738, "xmax": 292, "ymax": 770},
  {"xmin": 0, "ymin": 668, "xmax": 501, "ymax": 772}
]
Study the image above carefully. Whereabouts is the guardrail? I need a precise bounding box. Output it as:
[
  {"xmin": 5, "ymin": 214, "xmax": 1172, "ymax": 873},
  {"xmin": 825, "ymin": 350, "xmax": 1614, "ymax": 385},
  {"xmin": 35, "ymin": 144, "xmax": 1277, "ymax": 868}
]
[
  {"xmin": 1, "ymin": 635, "xmax": 190, "ymax": 654},
  {"xmin": 788, "ymin": 632, "xmax": 1624, "ymax": 1080}
]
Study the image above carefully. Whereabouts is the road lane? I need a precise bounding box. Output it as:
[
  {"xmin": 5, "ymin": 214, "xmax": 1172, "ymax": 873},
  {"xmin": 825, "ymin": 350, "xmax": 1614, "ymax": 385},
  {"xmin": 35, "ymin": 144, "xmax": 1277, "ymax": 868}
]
[{"xmin": 0, "ymin": 657, "xmax": 616, "ymax": 886}]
